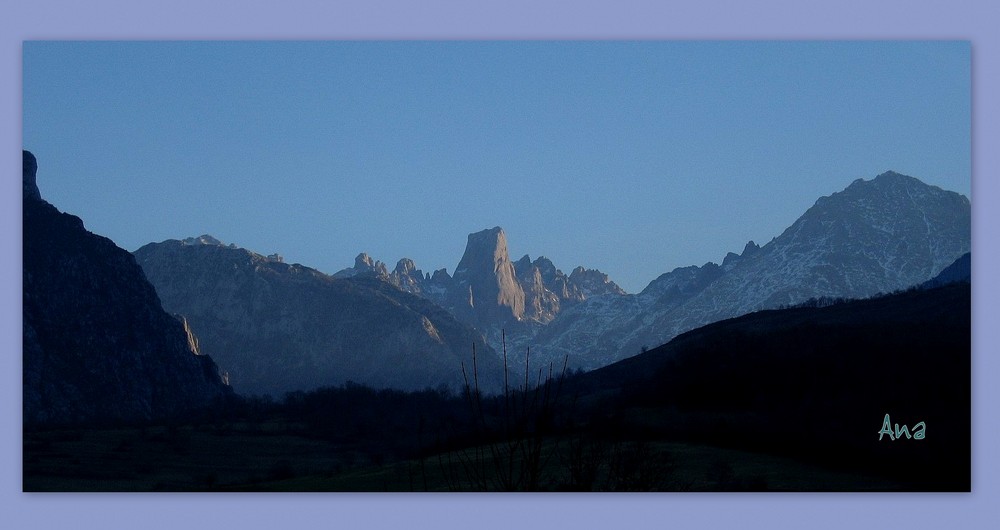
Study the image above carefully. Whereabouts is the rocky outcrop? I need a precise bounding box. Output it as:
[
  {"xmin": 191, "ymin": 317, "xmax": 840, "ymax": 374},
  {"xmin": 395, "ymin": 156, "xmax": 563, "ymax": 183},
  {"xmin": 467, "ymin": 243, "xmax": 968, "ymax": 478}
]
[
  {"xmin": 721, "ymin": 241, "xmax": 760, "ymax": 271},
  {"xmin": 134, "ymin": 237, "xmax": 503, "ymax": 397},
  {"xmin": 335, "ymin": 228, "xmax": 626, "ymax": 331},
  {"xmin": 22, "ymin": 150, "xmax": 40, "ymax": 201},
  {"xmin": 568, "ymin": 266, "xmax": 626, "ymax": 299},
  {"xmin": 332, "ymin": 253, "xmax": 451, "ymax": 305},
  {"xmin": 449, "ymin": 227, "xmax": 526, "ymax": 325},
  {"xmin": 22, "ymin": 151, "xmax": 231, "ymax": 427},
  {"xmin": 512, "ymin": 256, "xmax": 626, "ymax": 324},
  {"xmin": 515, "ymin": 256, "xmax": 563, "ymax": 324}
]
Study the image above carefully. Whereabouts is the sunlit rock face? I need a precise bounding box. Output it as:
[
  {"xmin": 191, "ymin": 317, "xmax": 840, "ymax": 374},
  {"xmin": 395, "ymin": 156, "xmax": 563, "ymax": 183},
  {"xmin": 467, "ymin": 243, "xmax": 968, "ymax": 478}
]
[
  {"xmin": 22, "ymin": 151, "xmax": 231, "ymax": 427},
  {"xmin": 134, "ymin": 237, "xmax": 503, "ymax": 397},
  {"xmin": 448, "ymin": 227, "xmax": 526, "ymax": 326},
  {"xmin": 331, "ymin": 227, "xmax": 628, "ymax": 379},
  {"xmin": 334, "ymin": 228, "xmax": 625, "ymax": 328}
]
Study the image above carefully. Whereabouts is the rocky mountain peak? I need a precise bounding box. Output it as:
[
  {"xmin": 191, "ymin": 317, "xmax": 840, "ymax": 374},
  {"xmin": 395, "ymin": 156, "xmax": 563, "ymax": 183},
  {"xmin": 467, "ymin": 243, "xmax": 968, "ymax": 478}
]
[
  {"xmin": 534, "ymin": 170, "xmax": 970, "ymax": 372},
  {"xmin": 395, "ymin": 258, "xmax": 417, "ymax": 276},
  {"xmin": 873, "ymin": 170, "xmax": 913, "ymax": 182},
  {"xmin": 452, "ymin": 226, "xmax": 525, "ymax": 324},
  {"xmin": 431, "ymin": 268, "xmax": 452, "ymax": 283},
  {"xmin": 355, "ymin": 252, "xmax": 375, "ymax": 270},
  {"xmin": 455, "ymin": 227, "xmax": 510, "ymax": 274},
  {"xmin": 532, "ymin": 257, "xmax": 558, "ymax": 283},
  {"xmin": 568, "ymin": 266, "xmax": 627, "ymax": 297},
  {"xmin": 181, "ymin": 234, "xmax": 225, "ymax": 246},
  {"xmin": 330, "ymin": 227, "xmax": 627, "ymax": 334},
  {"xmin": 23, "ymin": 150, "xmax": 40, "ymax": 201},
  {"xmin": 778, "ymin": 171, "xmax": 968, "ymax": 290},
  {"xmin": 841, "ymin": 170, "xmax": 961, "ymax": 202},
  {"xmin": 723, "ymin": 240, "xmax": 761, "ymax": 270},
  {"xmin": 728, "ymin": 170, "xmax": 969, "ymax": 307},
  {"xmin": 721, "ymin": 252, "xmax": 741, "ymax": 269},
  {"xmin": 340, "ymin": 252, "xmax": 388, "ymax": 279}
]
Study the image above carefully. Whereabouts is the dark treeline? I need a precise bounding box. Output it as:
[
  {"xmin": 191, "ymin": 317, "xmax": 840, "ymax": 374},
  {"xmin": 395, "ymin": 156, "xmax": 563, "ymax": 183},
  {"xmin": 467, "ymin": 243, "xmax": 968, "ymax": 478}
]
[
  {"xmin": 278, "ymin": 383, "xmax": 469, "ymax": 460},
  {"xmin": 200, "ymin": 375, "xmax": 566, "ymax": 468}
]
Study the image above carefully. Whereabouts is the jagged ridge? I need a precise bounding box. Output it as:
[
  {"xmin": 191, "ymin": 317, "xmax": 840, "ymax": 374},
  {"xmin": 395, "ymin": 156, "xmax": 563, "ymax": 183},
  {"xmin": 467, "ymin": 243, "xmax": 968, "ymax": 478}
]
[{"xmin": 134, "ymin": 237, "xmax": 504, "ymax": 397}]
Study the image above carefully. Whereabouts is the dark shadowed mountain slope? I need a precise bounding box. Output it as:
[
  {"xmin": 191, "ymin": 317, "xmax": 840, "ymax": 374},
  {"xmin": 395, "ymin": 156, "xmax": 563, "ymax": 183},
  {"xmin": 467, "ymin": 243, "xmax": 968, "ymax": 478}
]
[
  {"xmin": 22, "ymin": 151, "xmax": 231, "ymax": 427},
  {"xmin": 565, "ymin": 282, "xmax": 970, "ymax": 491},
  {"xmin": 921, "ymin": 252, "xmax": 971, "ymax": 288},
  {"xmin": 134, "ymin": 238, "xmax": 503, "ymax": 397}
]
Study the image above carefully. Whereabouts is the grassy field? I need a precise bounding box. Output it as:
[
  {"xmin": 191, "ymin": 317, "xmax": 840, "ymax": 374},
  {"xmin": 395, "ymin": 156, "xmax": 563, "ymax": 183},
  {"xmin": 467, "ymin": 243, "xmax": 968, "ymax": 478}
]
[
  {"xmin": 249, "ymin": 441, "xmax": 901, "ymax": 492},
  {"xmin": 24, "ymin": 420, "xmax": 367, "ymax": 491},
  {"xmin": 24, "ymin": 421, "xmax": 901, "ymax": 492}
]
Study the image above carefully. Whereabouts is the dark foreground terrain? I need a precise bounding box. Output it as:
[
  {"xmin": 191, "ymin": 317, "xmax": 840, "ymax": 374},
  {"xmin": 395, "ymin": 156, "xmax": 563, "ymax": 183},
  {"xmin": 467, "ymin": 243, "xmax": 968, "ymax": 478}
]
[
  {"xmin": 23, "ymin": 421, "xmax": 902, "ymax": 492},
  {"xmin": 24, "ymin": 283, "xmax": 970, "ymax": 492}
]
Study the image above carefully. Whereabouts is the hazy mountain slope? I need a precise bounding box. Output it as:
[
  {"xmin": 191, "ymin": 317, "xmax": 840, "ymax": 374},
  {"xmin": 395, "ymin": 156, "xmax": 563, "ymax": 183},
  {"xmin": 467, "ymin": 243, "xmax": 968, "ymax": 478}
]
[
  {"xmin": 535, "ymin": 171, "xmax": 970, "ymax": 369},
  {"xmin": 23, "ymin": 151, "xmax": 231, "ymax": 427},
  {"xmin": 134, "ymin": 238, "xmax": 503, "ymax": 397}
]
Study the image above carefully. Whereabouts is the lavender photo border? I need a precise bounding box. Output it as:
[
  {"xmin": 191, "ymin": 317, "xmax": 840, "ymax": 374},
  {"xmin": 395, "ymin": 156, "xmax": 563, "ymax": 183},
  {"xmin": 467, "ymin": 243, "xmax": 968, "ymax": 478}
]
[{"xmin": 2, "ymin": 1, "xmax": 997, "ymax": 529}]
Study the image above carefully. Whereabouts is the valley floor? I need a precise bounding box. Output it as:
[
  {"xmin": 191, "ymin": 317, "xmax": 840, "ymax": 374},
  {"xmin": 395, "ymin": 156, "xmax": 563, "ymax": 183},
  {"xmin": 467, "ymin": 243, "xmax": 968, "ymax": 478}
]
[{"xmin": 24, "ymin": 419, "xmax": 902, "ymax": 492}]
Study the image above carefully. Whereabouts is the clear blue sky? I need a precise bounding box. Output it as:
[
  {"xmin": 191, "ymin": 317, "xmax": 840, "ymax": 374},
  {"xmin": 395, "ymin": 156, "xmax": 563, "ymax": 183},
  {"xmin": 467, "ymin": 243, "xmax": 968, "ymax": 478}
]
[{"xmin": 22, "ymin": 41, "xmax": 970, "ymax": 293}]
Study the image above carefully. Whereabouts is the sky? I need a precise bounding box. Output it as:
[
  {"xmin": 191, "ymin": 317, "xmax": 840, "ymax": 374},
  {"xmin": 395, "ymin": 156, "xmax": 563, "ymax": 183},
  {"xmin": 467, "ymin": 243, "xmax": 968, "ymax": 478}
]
[{"xmin": 22, "ymin": 41, "xmax": 970, "ymax": 293}]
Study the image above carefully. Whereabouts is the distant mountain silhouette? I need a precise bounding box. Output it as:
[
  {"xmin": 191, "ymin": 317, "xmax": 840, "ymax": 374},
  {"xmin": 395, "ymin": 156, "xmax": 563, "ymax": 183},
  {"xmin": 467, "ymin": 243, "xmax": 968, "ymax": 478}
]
[
  {"xmin": 22, "ymin": 151, "xmax": 231, "ymax": 427},
  {"xmin": 134, "ymin": 237, "xmax": 504, "ymax": 397}
]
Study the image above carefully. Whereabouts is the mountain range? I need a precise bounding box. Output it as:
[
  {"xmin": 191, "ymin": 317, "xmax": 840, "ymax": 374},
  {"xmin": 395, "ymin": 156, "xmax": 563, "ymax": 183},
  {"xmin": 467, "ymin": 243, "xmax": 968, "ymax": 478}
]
[
  {"xmin": 333, "ymin": 227, "xmax": 627, "ymax": 326},
  {"xmin": 327, "ymin": 171, "xmax": 970, "ymax": 372},
  {"xmin": 131, "ymin": 169, "xmax": 968, "ymax": 396},
  {"xmin": 332, "ymin": 226, "xmax": 626, "ymax": 349}
]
